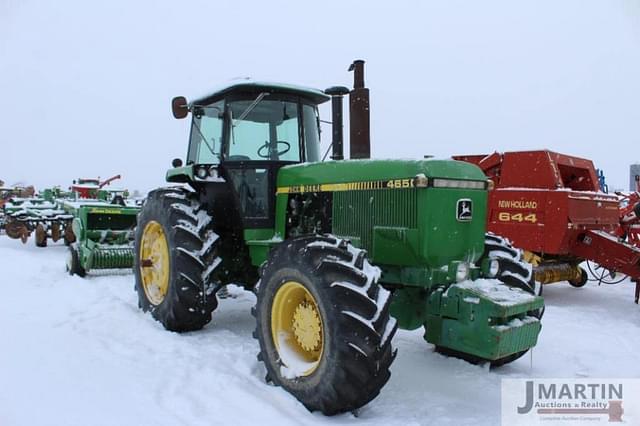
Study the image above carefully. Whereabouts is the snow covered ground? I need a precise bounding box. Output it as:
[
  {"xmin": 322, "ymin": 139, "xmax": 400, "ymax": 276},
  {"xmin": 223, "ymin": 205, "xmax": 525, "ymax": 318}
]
[{"xmin": 1, "ymin": 236, "xmax": 639, "ymax": 426}]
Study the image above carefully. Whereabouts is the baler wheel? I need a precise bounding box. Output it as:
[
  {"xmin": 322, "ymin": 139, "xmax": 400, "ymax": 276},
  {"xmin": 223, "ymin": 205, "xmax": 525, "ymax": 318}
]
[
  {"xmin": 254, "ymin": 236, "xmax": 397, "ymax": 415},
  {"xmin": 66, "ymin": 246, "xmax": 86, "ymax": 277},
  {"xmin": 568, "ymin": 267, "xmax": 588, "ymax": 287},
  {"xmin": 585, "ymin": 261, "xmax": 627, "ymax": 285},
  {"xmin": 134, "ymin": 187, "xmax": 221, "ymax": 332},
  {"xmin": 35, "ymin": 224, "xmax": 47, "ymax": 247}
]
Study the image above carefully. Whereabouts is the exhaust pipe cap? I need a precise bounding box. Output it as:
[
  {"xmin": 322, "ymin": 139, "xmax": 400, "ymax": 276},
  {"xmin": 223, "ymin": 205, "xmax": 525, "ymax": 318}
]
[{"xmin": 325, "ymin": 86, "xmax": 350, "ymax": 96}]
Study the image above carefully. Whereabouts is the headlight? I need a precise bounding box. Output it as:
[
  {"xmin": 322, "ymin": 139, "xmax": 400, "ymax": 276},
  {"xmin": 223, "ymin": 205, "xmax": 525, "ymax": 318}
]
[
  {"xmin": 456, "ymin": 262, "xmax": 470, "ymax": 282},
  {"xmin": 196, "ymin": 167, "xmax": 208, "ymax": 179},
  {"xmin": 195, "ymin": 166, "xmax": 222, "ymax": 181}
]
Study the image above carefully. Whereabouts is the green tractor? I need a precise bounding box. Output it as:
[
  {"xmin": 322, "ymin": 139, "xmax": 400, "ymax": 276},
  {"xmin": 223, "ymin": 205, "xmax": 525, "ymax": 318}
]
[
  {"xmin": 64, "ymin": 202, "xmax": 140, "ymax": 277},
  {"xmin": 134, "ymin": 61, "xmax": 543, "ymax": 415}
]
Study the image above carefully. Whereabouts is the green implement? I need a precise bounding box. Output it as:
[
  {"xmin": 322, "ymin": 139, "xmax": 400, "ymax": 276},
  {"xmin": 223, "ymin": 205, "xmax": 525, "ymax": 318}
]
[
  {"xmin": 2, "ymin": 196, "xmax": 73, "ymax": 246},
  {"xmin": 62, "ymin": 201, "xmax": 140, "ymax": 276}
]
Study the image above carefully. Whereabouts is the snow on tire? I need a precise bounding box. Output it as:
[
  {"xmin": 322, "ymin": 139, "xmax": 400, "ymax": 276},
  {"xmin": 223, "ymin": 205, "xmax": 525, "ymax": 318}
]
[
  {"xmin": 254, "ymin": 235, "xmax": 397, "ymax": 415},
  {"xmin": 134, "ymin": 187, "xmax": 221, "ymax": 332},
  {"xmin": 483, "ymin": 232, "xmax": 539, "ymax": 296}
]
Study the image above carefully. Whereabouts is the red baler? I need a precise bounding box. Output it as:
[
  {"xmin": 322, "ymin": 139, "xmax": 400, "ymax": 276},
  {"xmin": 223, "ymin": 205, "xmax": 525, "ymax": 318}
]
[{"xmin": 454, "ymin": 150, "xmax": 640, "ymax": 303}]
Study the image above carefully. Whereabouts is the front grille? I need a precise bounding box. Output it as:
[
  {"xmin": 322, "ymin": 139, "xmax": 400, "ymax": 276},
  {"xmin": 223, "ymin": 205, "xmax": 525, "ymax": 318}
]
[{"xmin": 332, "ymin": 188, "xmax": 417, "ymax": 251}]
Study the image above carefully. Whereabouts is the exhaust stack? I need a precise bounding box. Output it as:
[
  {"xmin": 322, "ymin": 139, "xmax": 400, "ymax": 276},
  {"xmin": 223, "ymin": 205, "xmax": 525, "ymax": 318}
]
[
  {"xmin": 348, "ymin": 60, "xmax": 371, "ymax": 159},
  {"xmin": 324, "ymin": 86, "xmax": 350, "ymax": 161}
]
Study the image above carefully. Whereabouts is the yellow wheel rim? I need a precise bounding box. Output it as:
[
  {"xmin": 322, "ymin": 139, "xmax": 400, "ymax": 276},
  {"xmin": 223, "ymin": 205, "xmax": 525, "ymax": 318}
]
[
  {"xmin": 271, "ymin": 281, "xmax": 324, "ymax": 376},
  {"xmin": 139, "ymin": 221, "xmax": 170, "ymax": 305}
]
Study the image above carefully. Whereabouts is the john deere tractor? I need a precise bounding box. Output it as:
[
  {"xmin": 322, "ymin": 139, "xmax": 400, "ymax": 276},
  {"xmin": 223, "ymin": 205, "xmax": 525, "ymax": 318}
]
[{"xmin": 134, "ymin": 61, "xmax": 543, "ymax": 415}]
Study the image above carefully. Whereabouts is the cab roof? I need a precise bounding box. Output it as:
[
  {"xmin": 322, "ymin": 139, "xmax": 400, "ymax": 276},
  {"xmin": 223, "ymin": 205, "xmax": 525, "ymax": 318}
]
[{"xmin": 189, "ymin": 80, "xmax": 330, "ymax": 107}]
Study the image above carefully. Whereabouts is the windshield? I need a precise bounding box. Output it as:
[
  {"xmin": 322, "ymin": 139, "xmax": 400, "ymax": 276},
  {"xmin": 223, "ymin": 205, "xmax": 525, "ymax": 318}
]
[
  {"xmin": 226, "ymin": 98, "xmax": 301, "ymax": 161},
  {"xmin": 187, "ymin": 100, "xmax": 224, "ymax": 164}
]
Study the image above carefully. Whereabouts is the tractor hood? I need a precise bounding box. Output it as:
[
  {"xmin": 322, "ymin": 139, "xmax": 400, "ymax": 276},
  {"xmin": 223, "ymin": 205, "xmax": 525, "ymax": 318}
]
[{"xmin": 277, "ymin": 158, "xmax": 487, "ymax": 188}]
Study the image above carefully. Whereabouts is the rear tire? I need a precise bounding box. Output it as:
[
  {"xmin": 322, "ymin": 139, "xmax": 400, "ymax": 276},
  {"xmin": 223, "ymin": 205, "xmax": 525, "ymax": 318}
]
[
  {"xmin": 134, "ymin": 187, "xmax": 221, "ymax": 332},
  {"xmin": 254, "ymin": 235, "xmax": 397, "ymax": 415}
]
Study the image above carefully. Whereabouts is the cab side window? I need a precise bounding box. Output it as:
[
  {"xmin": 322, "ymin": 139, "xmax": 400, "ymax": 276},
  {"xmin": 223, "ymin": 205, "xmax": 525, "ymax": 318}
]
[{"xmin": 187, "ymin": 101, "xmax": 224, "ymax": 164}]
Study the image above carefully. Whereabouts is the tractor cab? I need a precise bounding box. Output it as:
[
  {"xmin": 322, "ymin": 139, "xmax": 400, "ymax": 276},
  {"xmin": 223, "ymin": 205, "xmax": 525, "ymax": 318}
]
[{"xmin": 169, "ymin": 81, "xmax": 329, "ymax": 227}]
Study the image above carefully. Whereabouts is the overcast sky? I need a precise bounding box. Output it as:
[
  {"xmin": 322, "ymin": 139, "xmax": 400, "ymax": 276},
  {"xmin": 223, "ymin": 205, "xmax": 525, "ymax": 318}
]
[{"xmin": 1, "ymin": 0, "xmax": 639, "ymax": 192}]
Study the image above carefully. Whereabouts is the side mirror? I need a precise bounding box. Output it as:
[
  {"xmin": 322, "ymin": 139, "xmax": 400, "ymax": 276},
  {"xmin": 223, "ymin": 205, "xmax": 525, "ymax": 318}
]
[
  {"xmin": 171, "ymin": 96, "xmax": 189, "ymax": 119},
  {"xmin": 172, "ymin": 158, "xmax": 183, "ymax": 168}
]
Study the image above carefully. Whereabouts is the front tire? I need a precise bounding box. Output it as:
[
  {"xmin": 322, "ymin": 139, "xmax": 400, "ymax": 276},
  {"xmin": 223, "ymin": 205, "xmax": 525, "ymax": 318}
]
[
  {"xmin": 483, "ymin": 233, "xmax": 539, "ymax": 296},
  {"xmin": 134, "ymin": 187, "xmax": 221, "ymax": 332},
  {"xmin": 254, "ymin": 236, "xmax": 397, "ymax": 415}
]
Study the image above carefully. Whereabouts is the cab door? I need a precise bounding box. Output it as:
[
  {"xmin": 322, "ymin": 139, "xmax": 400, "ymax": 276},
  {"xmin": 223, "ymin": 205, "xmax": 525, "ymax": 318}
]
[{"xmin": 222, "ymin": 96, "xmax": 303, "ymax": 228}]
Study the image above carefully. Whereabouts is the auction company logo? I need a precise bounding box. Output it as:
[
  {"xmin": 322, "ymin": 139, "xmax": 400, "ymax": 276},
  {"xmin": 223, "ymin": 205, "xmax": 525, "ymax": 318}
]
[{"xmin": 502, "ymin": 379, "xmax": 640, "ymax": 425}]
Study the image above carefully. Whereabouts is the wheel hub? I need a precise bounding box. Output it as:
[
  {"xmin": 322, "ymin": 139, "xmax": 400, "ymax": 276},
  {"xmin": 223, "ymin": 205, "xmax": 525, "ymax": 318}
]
[
  {"xmin": 271, "ymin": 281, "xmax": 324, "ymax": 376},
  {"xmin": 139, "ymin": 221, "xmax": 170, "ymax": 305},
  {"xmin": 292, "ymin": 301, "xmax": 322, "ymax": 352}
]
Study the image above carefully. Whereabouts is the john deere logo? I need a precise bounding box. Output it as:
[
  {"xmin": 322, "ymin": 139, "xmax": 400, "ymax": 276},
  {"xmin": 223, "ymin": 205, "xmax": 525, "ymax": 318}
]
[{"xmin": 457, "ymin": 199, "xmax": 472, "ymax": 221}]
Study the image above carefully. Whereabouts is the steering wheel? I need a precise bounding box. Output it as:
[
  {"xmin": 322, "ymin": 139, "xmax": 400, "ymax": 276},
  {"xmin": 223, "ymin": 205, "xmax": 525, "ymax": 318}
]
[{"xmin": 257, "ymin": 140, "xmax": 290, "ymax": 159}]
